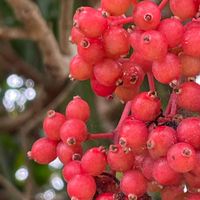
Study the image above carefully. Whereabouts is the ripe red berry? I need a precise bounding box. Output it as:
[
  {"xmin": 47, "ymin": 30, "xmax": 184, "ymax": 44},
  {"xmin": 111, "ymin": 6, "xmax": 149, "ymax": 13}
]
[
  {"xmin": 177, "ymin": 81, "xmax": 200, "ymax": 112},
  {"xmin": 131, "ymin": 91, "xmax": 161, "ymax": 122},
  {"xmin": 69, "ymin": 55, "xmax": 93, "ymax": 81},
  {"xmin": 90, "ymin": 76, "xmax": 116, "ymax": 97},
  {"xmin": 107, "ymin": 144, "xmax": 134, "ymax": 172},
  {"xmin": 191, "ymin": 151, "xmax": 200, "ymax": 176},
  {"xmin": 161, "ymin": 186, "xmax": 185, "ymax": 200},
  {"xmin": 96, "ymin": 193, "xmax": 114, "ymax": 200},
  {"xmin": 120, "ymin": 170, "xmax": 147, "ymax": 198},
  {"xmin": 28, "ymin": 138, "xmax": 57, "ymax": 164},
  {"xmin": 60, "ymin": 119, "xmax": 88, "ymax": 146},
  {"xmin": 152, "ymin": 158, "xmax": 182, "ymax": 186},
  {"xmin": 140, "ymin": 155, "xmax": 154, "ymax": 180},
  {"xmin": 67, "ymin": 174, "xmax": 96, "ymax": 200},
  {"xmin": 43, "ymin": 110, "xmax": 65, "ymax": 141},
  {"xmin": 179, "ymin": 53, "xmax": 200, "ymax": 77},
  {"xmin": 78, "ymin": 38, "xmax": 105, "ymax": 65},
  {"xmin": 138, "ymin": 30, "xmax": 168, "ymax": 61},
  {"xmin": 129, "ymin": 28, "xmax": 143, "ymax": 51},
  {"xmin": 103, "ymin": 26, "xmax": 130, "ymax": 58},
  {"xmin": 119, "ymin": 118, "xmax": 148, "ymax": 154},
  {"xmin": 182, "ymin": 27, "xmax": 200, "ymax": 57},
  {"xmin": 62, "ymin": 160, "xmax": 82, "ymax": 182},
  {"xmin": 75, "ymin": 7, "xmax": 108, "ymax": 38},
  {"xmin": 169, "ymin": 0, "xmax": 197, "ymax": 20},
  {"xmin": 70, "ymin": 27, "xmax": 84, "ymax": 44},
  {"xmin": 158, "ymin": 18, "xmax": 184, "ymax": 48},
  {"xmin": 93, "ymin": 59, "xmax": 122, "ymax": 87},
  {"xmin": 66, "ymin": 96, "xmax": 90, "ymax": 122},
  {"xmin": 81, "ymin": 147, "xmax": 107, "ymax": 176},
  {"xmin": 57, "ymin": 142, "xmax": 82, "ymax": 165},
  {"xmin": 152, "ymin": 53, "xmax": 181, "ymax": 84},
  {"xmin": 167, "ymin": 142, "xmax": 196, "ymax": 173},
  {"xmin": 101, "ymin": 0, "xmax": 132, "ymax": 16},
  {"xmin": 133, "ymin": 1, "xmax": 161, "ymax": 30},
  {"xmin": 147, "ymin": 126, "xmax": 177, "ymax": 159},
  {"xmin": 177, "ymin": 117, "xmax": 200, "ymax": 150}
]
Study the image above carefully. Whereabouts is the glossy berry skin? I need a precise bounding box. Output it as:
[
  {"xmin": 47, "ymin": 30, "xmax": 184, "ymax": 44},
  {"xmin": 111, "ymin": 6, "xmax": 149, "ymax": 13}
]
[
  {"xmin": 96, "ymin": 193, "xmax": 114, "ymax": 200},
  {"xmin": 90, "ymin": 76, "xmax": 116, "ymax": 97},
  {"xmin": 78, "ymin": 38, "xmax": 105, "ymax": 65},
  {"xmin": 158, "ymin": 18, "xmax": 184, "ymax": 48},
  {"xmin": 138, "ymin": 30, "xmax": 168, "ymax": 61},
  {"xmin": 131, "ymin": 91, "xmax": 161, "ymax": 122},
  {"xmin": 120, "ymin": 170, "xmax": 147, "ymax": 198},
  {"xmin": 115, "ymin": 85, "xmax": 139, "ymax": 102},
  {"xmin": 119, "ymin": 118, "xmax": 148, "ymax": 154},
  {"xmin": 177, "ymin": 82, "xmax": 200, "ymax": 112},
  {"xmin": 140, "ymin": 155, "xmax": 154, "ymax": 180},
  {"xmin": 147, "ymin": 126, "xmax": 177, "ymax": 159},
  {"xmin": 103, "ymin": 27, "xmax": 130, "ymax": 58},
  {"xmin": 62, "ymin": 160, "xmax": 82, "ymax": 182},
  {"xmin": 43, "ymin": 110, "xmax": 65, "ymax": 141},
  {"xmin": 56, "ymin": 142, "xmax": 82, "ymax": 165},
  {"xmin": 107, "ymin": 145, "xmax": 134, "ymax": 172},
  {"xmin": 69, "ymin": 55, "xmax": 93, "ymax": 81},
  {"xmin": 129, "ymin": 29, "xmax": 143, "ymax": 51},
  {"xmin": 76, "ymin": 7, "xmax": 108, "ymax": 38},
  {"xmin": 60, "ymin": 119, "xmax": 88, "ymax": 145},
  {"xmin": 70, "ymin": 27, "xmax": 84, "ymax": 44},
  {"xmin": 179, "ymin": 54, "xmax": 200, "ymax": 77},
  {"xmin": 182, "ymin": 27, "xmax": 200, "ymax": 57},
  {"xmin": 93, "ymin": 59, "xmax": 122, "ymax": 86},
  {"xmin": 169, "ymin": 0, "xmax": 197, "ymax": 20},
  {"xmin": 167, "ymin": 142, "xmax": 196, "ymax": 173},
  {"xmin": 177, "ymin": 117, "xmax": 200, "ymax": 150},
  {"xmin": 67, "ymin": 174, "xmax": 96, "ymax": 200},
  {"xmin": 152, "ymin": 158, "xmax": 182, "ymax": 186},
  {"xmin": 101, "ymin": 0, "xmax": 132, "ymax": 16},
  {"xmin": 28, "ymin": 138, "xmax": 57, "ymax": 164},
  {"xmin": 152, "ymin": 53, "xmax": 181, "ymax": 84},
  {"xmin": 66, "ymin": 96, "xmax": 90, "ymax": 122},
  {"xmin": 133, "ymin": 1, "xmax": 161, "ymax": 30},
  {"xmin": 81, "ymin": 147, "xmax": 107, "ymax": 176}
]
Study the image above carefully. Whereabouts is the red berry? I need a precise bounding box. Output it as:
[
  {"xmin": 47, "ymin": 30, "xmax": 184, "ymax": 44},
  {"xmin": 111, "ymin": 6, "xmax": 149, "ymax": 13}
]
[
  {"xmin": 129, "ymin": 28, "xmax": 143, "ymax": 51},
  {"xmin": 62, "ymin": 160, "xmax": 82, "ymax": 182},
  {"xmin": 120, "ymin": 170, "xmax": 147, "ymax": 198},
  {"xmin": 101, "ymin": 0, "xmax": 132, "ymax": 16},
  {"xmin": 152, "ymin": 158, "xmax": 182, "ymax": 185},
  {"xmin": 147, "ymin": 126, "xmax": 177, "ymax": 159},
  {"xmin": 78, "ymin": 38, "xmax": 105, "ymax": 65},
  {"xmin": 177, "ymin": 117, "xmax": 200, "ymax": 150},
  {"xmin": 70, "ymin": 27, "xmax": 84, "ymax": 44},
  {"xmin": 119, "ymin": 118, "xmax": 148, "ymax": 154},
  {"xmin": 93, "ymin": 59, "xmax": 122, "ymax": 87},
  {"xmin": 167, "ymin": 142, "xmax": 196, "ymax": 173},
  {"xmin": 57, "ymin": 142, "xmax": 82, "ymax": 165},
  {"xmin": 179, "ymin": 53, "xmax": 200, "ymax": 77},
  {"xmin": 96, "ymin": 193, "xmax": 114, "ymax": 200},
  {"xmin": 169, "ymin": 0, "xmax": 197, "ymax": 20},
  {"xmin": 131, "ymin": 91, "xmax": 161, "ymax": 122},
  {"xmin": 69, "ymin": 55, "xmax": 93, "ymax": 81},
  {"xmin": 75, "ymin": 7, "xmax": 108, "ymax": 38},
  {"xmin": 177, "ymin": 81, "xmax": 200, "ymax": 112},
  {"xmin": 133, "ymin": 1, "xmax": 161, "ymax": 30},
  {"xmin": 67, "ymin": 174, "xmax": 96, "ymax": 200},
  {"xmin": 161, "ymin": 186, "xmax": 184, "ymax": 200},
  {"xmin": 152, "ymin": 53, "xmax": 181, "ymax": 84},
  {"xmin": 28, "ymin": 138, "xmax": 57, "ymax": 164},
  {"xmin": 43, "ymin": 110, "xmax": 65, "ymax": 141},
  {"xmin": 60, "ymin": 119, "xmax": 88, "ymax": 146},
  {"xmin": 140, "ymin": 155, "xmax": 154, "ymax": 180},
  {"xmin": 103, "ymin": 26, "xmax": 130, "ymax": 58},
  {"xmin": 107, "ymin": 144, "xmax": 134, "ymax": 172},
  {"xmin": 90, "ymin": 76, "xmax": 116, "ymax": 97},
  {"xmin": 66, "ymin": 96, "xmax": 90, "ymax": 122},
  {"xmin": 138, "ymin": 30, "xmax": 168, "ymax": 61},
  {"xmin": 191, "ymin": 151, "xmax": 200, "ymax": 176},
  {"xmin": 81, "ymin": 147, "xmax": 107, "ymax": 176},
  {"xmin": 158, "ymin": 18, "xmax": 184, "ymax": 48},
  {"xmin": 184, "ymin": 172, "xmax": 200, "ymax": 189}
]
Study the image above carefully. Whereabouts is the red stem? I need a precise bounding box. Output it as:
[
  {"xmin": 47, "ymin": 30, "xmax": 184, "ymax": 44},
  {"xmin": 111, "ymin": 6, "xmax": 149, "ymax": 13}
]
[
  {"xmin": 110, "ymin": 17, "xmax": 134, "ymax": 26},
  {"xmin": 147, "ymin": 72, "xmax": 155, "ymax": 91},
  {"xmin": 88, "ymin": 133, "xmax": 113, "ymax": 140},
  {"xmin": 169, "ymin": 93, "xmax": 178, "ymax": 116},
  {"xmin": 164, "ymin": 93, "xmax": 173, "ymax": 116},
  {"xmin": 158, "ymin": 0, "xmax": 169, "ymax": 10}
]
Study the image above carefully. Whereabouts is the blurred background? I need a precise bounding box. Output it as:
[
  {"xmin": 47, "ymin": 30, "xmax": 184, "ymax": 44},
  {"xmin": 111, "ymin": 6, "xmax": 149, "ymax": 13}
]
[{"xmin": 0, "ymin": 0, "xmax": 191, "ymax": 199}]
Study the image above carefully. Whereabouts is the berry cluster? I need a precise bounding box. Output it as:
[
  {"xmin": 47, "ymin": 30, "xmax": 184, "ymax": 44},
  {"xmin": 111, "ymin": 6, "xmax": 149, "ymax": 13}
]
[{"xmin": 29, "ymin": 0, "xmax": 200, "ymax": 199}]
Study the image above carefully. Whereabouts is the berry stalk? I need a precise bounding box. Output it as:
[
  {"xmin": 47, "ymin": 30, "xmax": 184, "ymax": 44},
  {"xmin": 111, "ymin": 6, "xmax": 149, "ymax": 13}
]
[
  {"xmin": 147, "ymin": 72, "xmax": 156, "ymax": 91},
  {"xmin": 110, "ymin": 16, "xmax": 134, "ymax": 26},
  {"xmin": 158, "ymin": 0, "xmax": 169, "ymax": 10}
]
